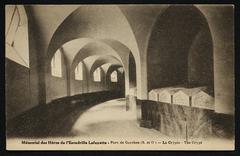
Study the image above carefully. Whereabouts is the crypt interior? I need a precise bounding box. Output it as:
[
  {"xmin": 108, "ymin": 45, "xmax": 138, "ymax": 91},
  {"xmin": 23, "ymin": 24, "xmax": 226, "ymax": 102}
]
[{"xmin": 5, "ymin": 5, "xmax": 234, "ymax": 140}]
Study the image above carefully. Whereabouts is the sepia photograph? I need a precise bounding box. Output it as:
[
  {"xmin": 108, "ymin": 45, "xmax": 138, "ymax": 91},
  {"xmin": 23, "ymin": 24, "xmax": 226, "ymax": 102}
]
[{"xmin": 5, "ymin": 4, "xmax": 234, "ymax": 150}]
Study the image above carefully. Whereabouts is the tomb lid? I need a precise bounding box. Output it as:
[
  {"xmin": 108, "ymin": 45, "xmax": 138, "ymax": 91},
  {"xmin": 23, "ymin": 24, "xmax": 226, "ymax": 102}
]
[
  {"xmin": 179, "ymin": 88, "xmax": 203, "ymax": 96},
  {"xmin": 192, "ymin": 90, "xmax": 213, "ymax": 98}
]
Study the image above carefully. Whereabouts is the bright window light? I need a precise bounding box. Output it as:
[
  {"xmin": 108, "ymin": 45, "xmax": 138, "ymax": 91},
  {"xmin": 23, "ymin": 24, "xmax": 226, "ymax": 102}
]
[
  {"xmin": 111, "ymin": 70, "xmax": 118, "ymax": 82},
  {"xmin": 93, "ymin": 67, "xmax": 101, "ymax": 82},
  {"xmin": 51, "ymin": 49, "xmax": 62, "ymax": 77},
  {"xmin": 75, "ymin": 62, "xmax": 83, "ymax": 80},
  {"xmin": 5, "ymin": 5, "xmax": 29, "ymax": 67}
]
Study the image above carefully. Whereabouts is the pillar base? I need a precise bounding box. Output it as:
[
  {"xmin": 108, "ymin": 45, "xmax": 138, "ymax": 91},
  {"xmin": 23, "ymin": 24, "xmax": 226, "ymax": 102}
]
[{"xmin": 126, "ymin": 95, "xmax": 137, "ymax": 111}]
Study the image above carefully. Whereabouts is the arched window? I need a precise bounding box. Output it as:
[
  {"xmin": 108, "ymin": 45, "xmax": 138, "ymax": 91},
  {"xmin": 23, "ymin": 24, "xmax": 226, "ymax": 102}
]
[
  {"xmin": 111, "ymin": 70, "xmax": 118, "ymax": 82},
  {"xmin": 93, "ymin": 67, "xmax": 101, "ymax": 82},
  {"xmin": 51, "ymin": 50, "xmax": 62, "ymax": 77},
  {"xmin": 75, "ymin": 62, "xmax": 83, "ymax": 80},
  {"xmin": 5, "ymin": 5, "xmax": 29, "ymax": 67}
]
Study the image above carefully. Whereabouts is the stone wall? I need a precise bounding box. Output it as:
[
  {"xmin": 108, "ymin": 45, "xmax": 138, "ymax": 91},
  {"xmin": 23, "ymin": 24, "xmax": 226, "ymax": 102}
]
[{"xmin": 138, "ymin": 99, "xmax": 233, "ymax": 139}]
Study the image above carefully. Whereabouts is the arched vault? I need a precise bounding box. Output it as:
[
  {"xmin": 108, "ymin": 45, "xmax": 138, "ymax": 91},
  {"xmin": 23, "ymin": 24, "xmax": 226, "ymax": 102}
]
[
  {"xmin": 44, "ymin": 5, "xmax": 141, "ymax": 98},
  {"xmin": 89, "ymin": 56, "xmax": 122, "ymax": 75},
  {"xmin": 47, "ymin": 5, "xmax": 140, "ymax": 63}
]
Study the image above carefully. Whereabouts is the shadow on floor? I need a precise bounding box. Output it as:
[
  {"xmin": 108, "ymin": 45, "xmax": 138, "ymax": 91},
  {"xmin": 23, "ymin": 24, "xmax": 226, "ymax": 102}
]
[
  {"xmin": 212, "ymin": 113, "xmax": 234, "ymax": 139},
  {"xmin": 7, "ymin": 91, "xmax": 123, "ymax": 138}
]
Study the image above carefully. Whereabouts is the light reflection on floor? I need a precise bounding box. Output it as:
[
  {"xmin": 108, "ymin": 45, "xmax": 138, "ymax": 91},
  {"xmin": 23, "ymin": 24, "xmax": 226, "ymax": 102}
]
[{"xmin": 71, "ymin": 98, "xmax": 167, "ymax": 138}]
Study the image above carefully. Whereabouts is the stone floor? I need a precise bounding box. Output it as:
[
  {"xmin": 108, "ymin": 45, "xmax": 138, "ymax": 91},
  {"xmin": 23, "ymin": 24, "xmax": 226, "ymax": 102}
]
[
  {"xmin": 69, "ymin": 98, "xmax": 165, "ymax": 138},
  {"xmin": 7, "ymin": 98, "xmax": 234, "ymax": 150}
]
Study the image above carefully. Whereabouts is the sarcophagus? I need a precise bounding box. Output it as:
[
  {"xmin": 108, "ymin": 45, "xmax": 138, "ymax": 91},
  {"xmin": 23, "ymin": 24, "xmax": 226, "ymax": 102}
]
[
  {"xmin": 192, "ymin": 91, "xmax": 214, "ymax": 110},
  {"xmin": 173, "ymin": 90, "xmax": 191, "ymax": 106},
  {"xmin": 148, "ymin": 90, "xmax": 158, "ymax": 101},
  {"xmin": 158, "ymin": 87, "xmax": 184, "ymax": 103},
  {"xmin": 149, "ymin": 87, "xmax": 183, "ymax": 103},
  {"xmin": 173, "ymin": 87, "xmax": 204, "ymax": 106},
  {"xmin": 148, "ymin": 88, "xmax": 166, "ymax": 101},
  {"xmin": 158, "ymin": 90, "xmax": 171, "ymax": 103}
]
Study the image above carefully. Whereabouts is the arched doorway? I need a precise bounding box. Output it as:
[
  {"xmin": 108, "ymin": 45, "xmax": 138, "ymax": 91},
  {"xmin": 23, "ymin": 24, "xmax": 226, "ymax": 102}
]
[{"xmin": 106, "ymin": 65, "xmax": 125, "ymax": 97}]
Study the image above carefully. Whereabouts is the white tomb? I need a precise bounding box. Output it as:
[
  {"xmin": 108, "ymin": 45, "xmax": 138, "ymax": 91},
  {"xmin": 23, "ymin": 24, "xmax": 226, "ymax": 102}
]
[
  {"xmin": 149, "ymin": 86, "xmax": 210, "ymax": 107},
  {"xmin": 172, "ymin": 88, "xmax": 203, "ymax": 106},
  {"xmin": 148, "ymin": 86, "xmax": 184, "ymax": 103},
  {"xmin": 158, "ymin": 87, "xmax": 183, "ymax": 103},
  {"xmin": 148, "ymin": 88, "xmax": 168, "ymax": 101},
  {"xmin": 158, "ymin": 90, "xmax": 171, "ymax": 103},
  {"xmin": 173, "ymin": 90, "xmax": 191, "ymax": 106},
  {"xmin": 148, "ymin": 90, "xmax": 159, "ymax": 101},
  {"xmin": 192, "ymin": 91, "xmax": 214, "ymax": 110}
]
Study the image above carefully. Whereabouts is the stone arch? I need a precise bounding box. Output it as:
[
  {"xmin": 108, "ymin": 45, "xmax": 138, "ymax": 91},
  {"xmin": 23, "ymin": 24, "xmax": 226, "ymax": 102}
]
[
  {"xmin": 70, "ymin": 40, "xmax": 123, "ymax": 70},
  {"xmin": 70, "ymin": 54, "xmax": 123, "ymax": 95},
  {"xmin": 106, "ymin": 64, "xmax": 125, "ymax": 94},
  {"xmin": 146, "ymin": 5, "xmax": 214, "ymax": 97},
  {"xmin": 46, "ymin": 5, "xmax": 141, "ymax": 68},
  {"xmin": 89, "ymin": 56, "xmax": 123, "ymax": 93},
  {"xmin": 195, "ymin": 5, "xmax": 234, "ymax": 114},
  {"xmin": 89, "ymin": 56, "xmax": 122, "ymax": 76},
  {"xmin": 45, "ymin": 5, "xmax": 142, "ymax": 98},
  {"xmin": 101, "ymin": 63, "xmax": 115, "ymax": 75},
  {"xmin": 106, "ymin": 65, "xmax": 124, "ymax": 80}
]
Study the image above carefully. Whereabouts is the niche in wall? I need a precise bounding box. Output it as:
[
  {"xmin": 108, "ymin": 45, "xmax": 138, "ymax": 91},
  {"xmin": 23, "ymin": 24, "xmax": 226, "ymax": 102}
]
[{"xmin": 147, "ymin": 5, "xmax": 214, "ymax": 94}]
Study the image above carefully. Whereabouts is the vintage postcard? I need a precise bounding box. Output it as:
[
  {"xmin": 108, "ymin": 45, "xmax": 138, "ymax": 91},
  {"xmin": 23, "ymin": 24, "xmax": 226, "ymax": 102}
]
[{"xmin": 5, "ymin": 4, "xmax": 234, "ymax": 150}]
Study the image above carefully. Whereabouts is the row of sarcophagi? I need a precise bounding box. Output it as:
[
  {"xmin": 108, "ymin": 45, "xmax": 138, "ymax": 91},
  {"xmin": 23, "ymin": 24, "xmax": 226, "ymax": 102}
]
[{"xmin": 148, "ymin": 86, "xmax": 214, "ymax": 110}]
